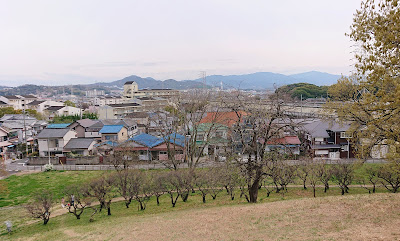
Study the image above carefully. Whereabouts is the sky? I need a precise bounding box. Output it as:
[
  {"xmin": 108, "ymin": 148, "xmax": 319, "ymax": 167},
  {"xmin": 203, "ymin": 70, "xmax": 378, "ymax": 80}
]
[{"xmin": 0, "ymin": 0, "xmax": 362, "ymax": 87}]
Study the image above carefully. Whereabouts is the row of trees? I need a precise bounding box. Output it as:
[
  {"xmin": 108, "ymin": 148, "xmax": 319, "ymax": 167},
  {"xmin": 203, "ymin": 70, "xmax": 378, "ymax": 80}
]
[{"xmin": 26, "ymin": 158, "xmax": 400, "ymax": 225}]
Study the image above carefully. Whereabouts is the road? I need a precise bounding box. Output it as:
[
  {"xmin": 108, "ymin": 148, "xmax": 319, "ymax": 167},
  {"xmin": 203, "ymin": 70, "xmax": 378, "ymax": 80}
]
[{"xmin": 3, "ymin": 158, "xmax": 386, "ymax": 175}]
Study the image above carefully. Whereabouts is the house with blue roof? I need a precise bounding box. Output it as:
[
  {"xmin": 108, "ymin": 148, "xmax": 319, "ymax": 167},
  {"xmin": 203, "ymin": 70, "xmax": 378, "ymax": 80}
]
[
  {"xmin": 120, "ymin": 133, "xmax": 186, "ymax": 161},
  {"xmin": 99, "ymin": 125, "xmax": 128, "ymax": 142}
]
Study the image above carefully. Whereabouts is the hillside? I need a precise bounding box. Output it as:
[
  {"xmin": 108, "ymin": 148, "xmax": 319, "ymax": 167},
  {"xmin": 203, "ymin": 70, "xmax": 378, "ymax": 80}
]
[
  {"xmin": 5, "ymin": 193, "xmax": 400, "ymax": 240},
  {"xmin": 190, "ymin": 71, "xmax": 341, "ymax": 90},
  {"xmin": 92, "ymin": 75, "xmax": 205, "ymax": 90},
  {"xmin": 0, "ymin": 71, "xmax": 342, "ymax": 95}
]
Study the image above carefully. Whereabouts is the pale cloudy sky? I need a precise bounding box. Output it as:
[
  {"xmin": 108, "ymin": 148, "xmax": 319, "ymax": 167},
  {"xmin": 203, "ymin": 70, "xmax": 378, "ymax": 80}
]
[{"xmin": 0, "ymin": 0, "xmax": 362, "ymax": 86}]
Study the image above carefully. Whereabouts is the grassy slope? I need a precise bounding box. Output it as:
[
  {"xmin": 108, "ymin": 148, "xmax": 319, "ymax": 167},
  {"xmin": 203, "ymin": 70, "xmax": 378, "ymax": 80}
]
[
  {"xmin": 0, "ymin": 171, "xmax": 104, "ymax": 207},
  {"xmin": 3, "ymin": 192, "xmax": 400, "ymax": 240}
]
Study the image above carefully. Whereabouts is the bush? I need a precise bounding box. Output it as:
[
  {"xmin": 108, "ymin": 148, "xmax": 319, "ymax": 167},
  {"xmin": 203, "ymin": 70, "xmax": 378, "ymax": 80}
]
[{"xmin": 43, "ymin": 164, "xmax": 54, "ymax": 172}]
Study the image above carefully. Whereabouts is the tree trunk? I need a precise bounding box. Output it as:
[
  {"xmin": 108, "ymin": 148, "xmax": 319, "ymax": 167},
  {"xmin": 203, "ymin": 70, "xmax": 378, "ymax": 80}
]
[
  {"xmin": 324, "ymin": 184, "xmax": 329, "ymax": 193},
  {"xmin": 313, "ymin": 187, "xmax": 316, "ymax": 198},
  {"xmin": 107, "ymin": 207, "xmax": 111, "ymax": 216},
  {"xmin": 44, "ymin": 218, "xmax": 49, "ymax": 225},
  {"xmin": 303, "ymin": 180, "xmax": 307, "ymax": 190},
  {"xmin": 341, "ymin": 188, "xmax": 345, "ymax": 195},
  {"xmin": 156, "ymin": 196, "xmax": 160, "ymax": 205},
  {"xmin": 202, "ymin": 195, "xmax": 206, "ymax": 203},
  {"xmin": 372, "ymin": 185, "xmax": 376, "ymax": 193},
  {"xmin": 249, "ymin": 180, "xmax": 260, "ymax": 203}
]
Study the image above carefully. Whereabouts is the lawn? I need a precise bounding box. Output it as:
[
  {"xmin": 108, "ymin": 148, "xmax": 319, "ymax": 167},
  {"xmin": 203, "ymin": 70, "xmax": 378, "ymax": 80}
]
[
  {"xmin": 0, "ymin": 163, "xmax": 393, "ymax": 240},
  {"xmin": 0, "ymin": 171, "xmax": 104, "ymax": 207}
]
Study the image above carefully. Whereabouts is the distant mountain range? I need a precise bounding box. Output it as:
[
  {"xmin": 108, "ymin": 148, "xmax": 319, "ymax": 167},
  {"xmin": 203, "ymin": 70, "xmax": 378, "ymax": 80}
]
[
  {"xmin": 189, "ymin": 71, "xmax": 342, "ymax": 90},
  {"xmin": 90, "ymin": 75, "xmax": 204, "ymax": 90},
  {"xmin": 94, "ymin": 71, "xmax": 342, "ymax": 90},
  {"xmin": 0, "ymin": 71, "xmax": 342, "ymax": 96}
]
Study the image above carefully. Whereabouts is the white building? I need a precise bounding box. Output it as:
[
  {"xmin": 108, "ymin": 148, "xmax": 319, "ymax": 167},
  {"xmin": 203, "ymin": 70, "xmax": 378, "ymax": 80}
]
[{"xmin": 36, "ymin": 128, "xmax": 77, "ymax": 157}]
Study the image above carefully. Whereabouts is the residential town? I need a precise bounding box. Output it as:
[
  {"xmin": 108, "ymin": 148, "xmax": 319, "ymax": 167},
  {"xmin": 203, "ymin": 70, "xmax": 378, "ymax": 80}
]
[{"xmin": 0, "ymin": 80, "xmax": 387, "ymax": 169}]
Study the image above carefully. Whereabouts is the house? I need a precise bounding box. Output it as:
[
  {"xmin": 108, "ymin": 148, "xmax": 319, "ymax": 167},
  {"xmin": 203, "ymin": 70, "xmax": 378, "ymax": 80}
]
[
  {"xmin": 27, "ymin": 100, "xmax": 64, "ymax": 113},
  {"xmin": 63, "ymin": 138, "xmax": 97, "ymax": 156},
  {"xmin": 265, "ymin": 136, "xmax": 302, "ymax": 156},
  {"xmin": 0, "ymin": 126, "xmax": 12, "ymax": 159},
  {"xmin": 44, "ymin": 106, "xmax": 82, "ymax": 119},
  {"xmin": 0, "ymin": 95, "xmax": 38, "ymax": 110},
  {"xmin": 36, "ymin": 128, "xmax": 77, "ymax": 157},
  {"xmin": 99, "ymin": 125, "xmax": 128, "ymax": 142},
  {"xmin": 68, "ymin": 119, "xmax": 98, "ymax": 138},
  {"xmin": 195, "ymin": 123, "xmax": 230, "ymax": 158},
  {"xmin": 303, "ymin": 120, "xmax": 355, "ymax": 159},
  {"xmin": 122, "ymin": 133, "xmax": 185, "ymax": 161},
  {"xmin": 87, "ymin": 119, "xmax": 137, "ymax": 139},
  {"xmin": 94, "ymin": 140, "xmax": 119, "ymax": 156},
  {"xmin": 199, "ymin": 111, "xmax": 248, "ymax": 127}
]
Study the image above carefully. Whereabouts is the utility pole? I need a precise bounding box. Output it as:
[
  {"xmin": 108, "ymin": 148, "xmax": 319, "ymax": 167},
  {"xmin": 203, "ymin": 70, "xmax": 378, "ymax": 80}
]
[{"xmin": 22, "ymin": 98, "xmax": 28, "ymax": 157}]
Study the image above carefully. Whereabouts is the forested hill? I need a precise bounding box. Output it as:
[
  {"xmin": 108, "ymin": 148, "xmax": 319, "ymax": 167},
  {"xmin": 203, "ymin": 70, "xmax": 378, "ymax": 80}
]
[{"xmin": 276, "ymin": 83, "xmax": 329, "ymax": 99}]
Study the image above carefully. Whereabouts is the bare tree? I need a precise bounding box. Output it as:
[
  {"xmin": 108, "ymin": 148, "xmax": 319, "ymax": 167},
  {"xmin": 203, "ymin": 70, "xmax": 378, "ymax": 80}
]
[
  {"xmin": 208, "ymin": 167, "xmax": 224, "ymax": 200},
  {"xmin": 378, "ymin": 164, "xmax": 400, "ymax": 193},
  {"xmin": 316, "ymin": 161, "xmax": 332, "ymax": 193},
  {"xmin": 221, "ymin": 160, "xmax": 241, "ymax": 200},
  {"xmin": 358, "ymin": 164, "xmax": 380, "ymax": 194},
  {"xmin": 331, "ymin": 160, "xmax": 355, "ymax": 195},
  {"xmin": 132, "ymin": 171, "xmax": 152, "ymax": 211},
  {"xmin": 157, "ymin": 90, "xmax": 226, "ymax": 170},
  {"xmin": 25, "ymin": 190, "xmax": 53, "ymax": 225},
  {"xmin": 194, "ymin": 169, "xmax": 210, "ymax": 203},
  {"xmin": 150, "ymin": 173, "xmax": 166, "ymax": 206},
  {"xmin": 226, "ymin": 91, "xmax": 300, "ymax": 203},
  {"xmin": 64, "ymin": 184, "xmax": 94, "ymax": 219},
  {"xmin": 112, "ymin": 170, "xmax": 135, "ymax": 208},
  {"xmin": 85, "ymin": 175, "xmax": 114, "ymax": 215},
  {"xmin": 296, "ymin": 159, "xmax": 309, "ymax": 190},
  {"xmin": 163, "ymin": 171, "xmax": 182, "ymax": 207},
  {"xmin": 305, "ymin": 159, "xmax": 320, "ymax": 198}
]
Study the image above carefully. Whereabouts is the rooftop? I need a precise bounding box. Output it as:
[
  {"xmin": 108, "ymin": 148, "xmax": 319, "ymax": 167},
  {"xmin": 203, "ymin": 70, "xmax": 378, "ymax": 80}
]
[
  {"xmin": 109, "ymin": 103, "xmax": 140, "ymax": 108},
  {"xmin": 27, "ymin": 100, "xmax": 46, "ymax": 105},
  {"xmin": 47, "ymin": 123, "xmax": 71, "ymax": 129},
  {"xmin": 99, "ymin": 125, "xmax": 125, "ymax": 134},
  {"xmin": 45, "ymin": 106, "xmax": 65, "ymax": 111},
  {"xmin": 36, "ymin": 128, "xmax": 72, "ymax": 138},
  {"xmin": 64, "ymin": 138, "xmax": 96, "ymax": 149}
]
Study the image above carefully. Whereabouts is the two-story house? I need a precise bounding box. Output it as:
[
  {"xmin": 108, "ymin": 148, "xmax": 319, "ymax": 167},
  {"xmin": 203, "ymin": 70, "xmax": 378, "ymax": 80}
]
[
  {"xmin": 303, "ymin": 119, "xmax": 355, "ymax": 159},
  {"xmin": 36, "ymin": 128, "xmax": 77, "ymax": 157}
]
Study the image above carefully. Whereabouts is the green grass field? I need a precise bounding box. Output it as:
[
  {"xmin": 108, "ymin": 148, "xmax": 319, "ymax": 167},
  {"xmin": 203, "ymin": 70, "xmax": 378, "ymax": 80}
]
[
  {"xmin": 0, "ymin": 164, "xmax": 394, "ymax": 240},
  {"xmin": 0, "ymin": 171, "xmax": 104, "ymax": 207}
]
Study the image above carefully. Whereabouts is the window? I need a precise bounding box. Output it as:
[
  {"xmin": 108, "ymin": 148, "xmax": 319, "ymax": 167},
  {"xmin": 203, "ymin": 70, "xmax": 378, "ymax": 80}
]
[
  {"xmin": 159, "ymin": 151, "xmax": 167, "ymax": 155},
  {"xmin": 340, "ymin": 132, "xmax": 352, "ymax": 139},
  {"xmin": 341, "ymin": 145, "xmax": 349, "ymax": 151}
]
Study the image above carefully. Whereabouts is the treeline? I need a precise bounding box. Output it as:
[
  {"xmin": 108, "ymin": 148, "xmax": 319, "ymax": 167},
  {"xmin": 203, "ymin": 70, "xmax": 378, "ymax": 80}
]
[
  {"xmin": 26, "ymin": 159, "xmax": 400, "ymax": 225},
  {"xmin": 276, "ymin": 83, "xmax": 329, "ymax": 100},
  {"xmin": 0, "ymin": 107, "xmax": 43, "ymax": 120},
  {"xmin": 50, "ymin": 113, "xmax": 98, "ymax": 123}
]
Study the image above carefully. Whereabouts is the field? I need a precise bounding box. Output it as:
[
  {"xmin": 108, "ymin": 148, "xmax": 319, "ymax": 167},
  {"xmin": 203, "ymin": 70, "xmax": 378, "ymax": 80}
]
[
  {"xmin": 2, "ymin": 193, "xmax": 400, "ymax": 240},
  {"xmin": 0, "ymin": 165, "xmax": 397, "ymax": 240}
]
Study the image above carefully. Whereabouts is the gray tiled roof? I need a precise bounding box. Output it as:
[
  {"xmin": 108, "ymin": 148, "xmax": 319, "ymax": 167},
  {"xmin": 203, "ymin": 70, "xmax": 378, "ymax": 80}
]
[
  {"xmin": 36, "ymin": 128, "xmax": 71, "ymax": 138},
  {"xmin": 64, "ymin": 138, "xmax": 96, "ymax": 149}
]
